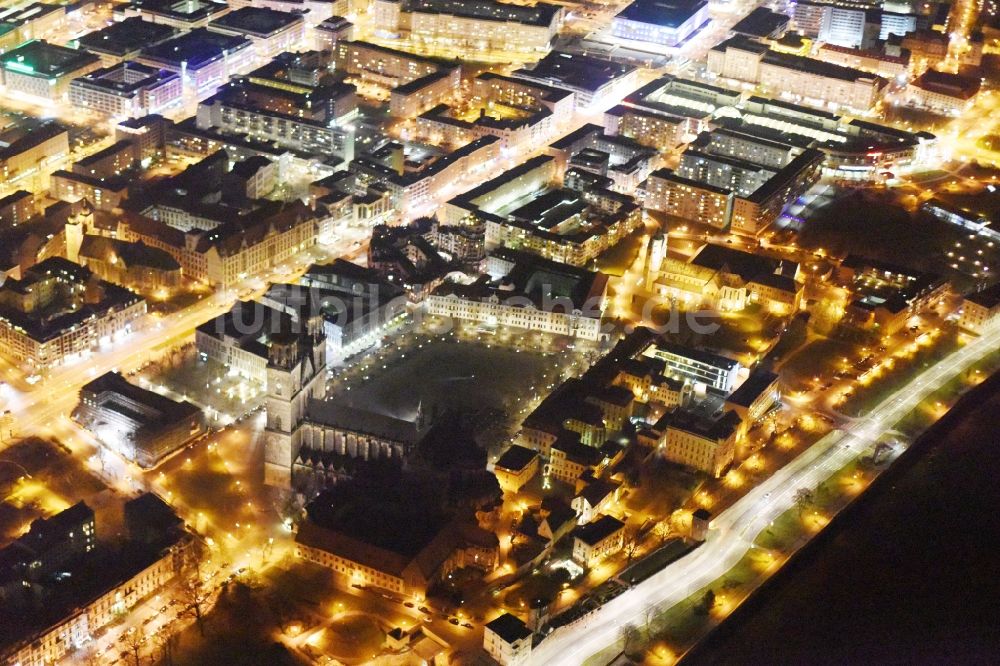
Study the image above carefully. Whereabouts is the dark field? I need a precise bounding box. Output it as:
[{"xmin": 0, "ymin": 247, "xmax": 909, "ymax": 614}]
[{"xmin": 684, "ymin": 372, "xmax": 1000, "ymax": 665}]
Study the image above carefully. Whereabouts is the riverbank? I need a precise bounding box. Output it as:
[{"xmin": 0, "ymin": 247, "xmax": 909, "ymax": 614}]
[{"xmin": 682, "ymin": 369, "xmax": 1000, "ymax": 664}]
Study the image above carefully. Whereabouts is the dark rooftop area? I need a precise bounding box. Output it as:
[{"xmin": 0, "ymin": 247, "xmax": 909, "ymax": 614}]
[
  {"xmin": 615, "ymin": 0, "xmax": 708, "ymax": 28},
  {"xmin": 0, "ymin": 39, "xmax": 99, "ymax": 76},
  {"xmin": 77, "ymin": 16, "xmax": 176, "ymax": 56},
  {"xmin": 209, "ymin": 6, "xmax": 303, "ymax": 36}
]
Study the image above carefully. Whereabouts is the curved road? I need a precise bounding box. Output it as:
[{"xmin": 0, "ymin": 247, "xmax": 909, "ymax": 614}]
[{"xmin": 532, "ymin": 322, "xmax": 1000, "ymax": 665}]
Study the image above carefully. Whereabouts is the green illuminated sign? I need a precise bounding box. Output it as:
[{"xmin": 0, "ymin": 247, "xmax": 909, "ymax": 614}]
[{"xmin": 5, "ymin": 60, "xmax": 34, "ymax": 74}]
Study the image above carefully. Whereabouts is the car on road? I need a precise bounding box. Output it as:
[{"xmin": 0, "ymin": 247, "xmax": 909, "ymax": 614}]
[
  {"xmin": 449, "ymin": 618, "xmax": 460, "ymax": 625},
  {"xmin": 419, "ymin": 606, "xmax": 431, "ymax": 614},
  {"xmin": 404, "ymin": 602, "xmax": 414, "ymax": 608}
]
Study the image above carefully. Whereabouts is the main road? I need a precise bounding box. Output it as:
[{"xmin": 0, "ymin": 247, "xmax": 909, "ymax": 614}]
[
  {"xmin": 531, "ymin": 321, "xmax": 1000, "ymax": 665},
  {"xmin": 2, "ymin": 232, "xmax": 371, "ymax": 444}
]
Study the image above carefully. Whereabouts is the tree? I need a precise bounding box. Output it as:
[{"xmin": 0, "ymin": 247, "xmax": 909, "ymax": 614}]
[
  {"xmin": 622, "ymin": 528, "xmax": 642, "ymax": 565},
  {"xmin": 177, "ymin": 576, "xmax": 211, "ymax": 636},
  {"xmin": 643, "ymin": 603, "xmax": 660, "ymax": 639},
  {"xmin": 123, "ymin": 627, "xmax": 146, "ymax": 666},
  {"xmin": 619, "ymin": 623, "xmax": 640, "ymax": 656},
  {"xmin": 652, "ymin": 521, "xmax": 673, "ymax": 546},
  {"xmin": 153, "ymin": 620, "xmax": 179, "ymax": 666},
  {"xmin": 793, "ymin": 488, "xmax": 815, "ymax": 516},
  {"xmin": 697, "ymin": 589, "xmax": 716, "ymax": 616}
]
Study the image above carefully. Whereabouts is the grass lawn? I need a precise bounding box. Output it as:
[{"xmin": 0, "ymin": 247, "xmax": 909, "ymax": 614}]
[
  {"xmin": 840, "ymin": 331, "xmax": 960, "ymax": 417},
  {"xmin": 780, "ymin": 338, "xmax": 857, "ymax": 391},
  {"xmin": 331, "ymin": 340, "xmax": 556, "ymax": 420},
  {"xmin": 315, "ymin": 614, "xmax": 384, "ymax": 661}
]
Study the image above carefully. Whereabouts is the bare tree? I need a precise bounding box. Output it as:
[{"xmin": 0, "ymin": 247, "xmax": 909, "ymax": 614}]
[
  {"xmin": 652, "ymin": 521, "xmax": 673, "ymax": 546},
  {"xmin": 619, "ymin": 622, "xmax": 640, "ymax": 656},
  {"xmin": 177, "ymin": 577, "xmax": 211, "ymax": 636},
  {"xmin": 793, "ymin": 488, "xmax": 815, "ymax": 516},
  {"xmin": 622, "ymin": 528, "xmax": 642, "ymax": 565},
  {"xmin": 154, "ymin": 622, "xmax": 178, "ymax": 666},
  {"xmin": 123, "ymin": 627, "xmax": 146, "ymax": 666},
  {"xmin": 643, "ymin": 603, "xmax": 660, "ymax": 638}
]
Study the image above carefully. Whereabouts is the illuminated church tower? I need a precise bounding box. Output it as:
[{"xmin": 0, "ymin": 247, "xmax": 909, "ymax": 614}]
[
  {"xmin": 263, "ymin": 314, "xmax": 328, "ymax": 488},
  {"xmin": 644, "ymin": 231, "xmax": 667, "ymax": 291}
]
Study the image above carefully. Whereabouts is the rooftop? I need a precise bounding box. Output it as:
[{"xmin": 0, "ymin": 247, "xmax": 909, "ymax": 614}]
[
  {"xmin": 79, "ymin": 371, "xmax": 201, "ymax": 429},
  {"xmin": 0, "ymin": 39, "xmax": 99, "ymax": 77},
  {"xmin": 690, "ymin": 243, "xmax": 790, "ymax": 282},
  {"xmin": 403, "ymin": 0, "xmax": 561, "ymax": 27},
  {"xmin": 307, "ymin": 401, "xmax": 423, "ymax": 445},
  {"xmin": 726, "ymin": 369, "xmax": 779, "ymax": 408},
  {"xmin": 730, "ymin": 6, "xmax": 789, "ymax": 38},
  {"xmin": 515, "ymin": 51, "xmax": 636, "ymax": 94},
  {"xmin": 140, "ymin": 28, "xmax": 251, "ymax": 68},
  {"xmin": 913, "ymin": 70, "xmax": 981, "ymax": 99},
  {"xmin": 208, "ymin": 6, "xmax": 303, "ymax": 37},
  {"xmin": 667, "ymin": 409, "xmax": 742, "ymax": 440},
  {"xmin": 763, "ymin": 49, "xmax": 884, "ymax": 85},
  {"xmin": 485, "ymin": 613, "xmax": 533, "ymax": 643},
  {"xmin": 76, "ymin": 16, "xmax": 177, "ymax": 57},
  {"xmin": 72, "ymin": 61, "xmax": 176, "ymax": 95},
  {"xmin": 572, "ymin": 514, "xmax": 625, "ymax": 546},
  {"xmin": 652, "ymin": 340, "xmax": 740, "ymax": 371},
  {"xmin": 615, "ymin": 0, "xmax": 708, "ymax": 28},
  {"xmin": 494, "ymin": 444, "xmax": 539, "ymax": 472},
  {"xmin": 965, "ymin": 282, "xmax": 1000, "ymax": 310},
  {"xmin": 122, "ymin": 0, "xmax": 228, "ymax": 22}
]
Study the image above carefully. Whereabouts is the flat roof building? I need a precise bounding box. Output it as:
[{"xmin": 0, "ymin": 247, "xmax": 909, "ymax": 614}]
[
  {"xmin": 377, "ymin": 0, "xmax": 563, "ymax": 55},
  {"xmin": 70, "ymin": 61, "xmax": 183, "ymax": 118},
  {"xmin": 484, "ymin": 613, "xmax": 533, "ymax": 666},
  {"xmin": 75, "ymin": 17, "xmax": 177, "ymax": 64},
  {"xmin": 208, "ymin": 6, "xmax": 306, "ymax": 60},
  {"xmin": 117, "ymin": 0, "xmax": 230, "ymax": 29},
  {"xmin": 611, "ymin": 0, "xmax": 710, "ymax": 48},
  {"xmin": 0, "ymin": 257, "xmax": 146, "ymax": 372},
  {"xmin": 74, "ymin": 371, "xmax": 205, "ymax": 468},
  {"xmin": 0, "ymin": 3, "xmax": 66, "ymax": 53},
  {"xmin": 138, "ymin": 28, "xmax": 254, "ymax": 96},
  {"xmin": 513, "ymin": 51, "xmax": 638, "ymax": 111},
  {"xmin": 644, "ymin": 341, "xmax": 741, "ymax": 393},
  {"xmin": 0, "ymin": 39, "xmax": 100, "ymax": 100},
  {"xmin": 907, "ymin": 70, "xmax": 981, "ymax": 115}
]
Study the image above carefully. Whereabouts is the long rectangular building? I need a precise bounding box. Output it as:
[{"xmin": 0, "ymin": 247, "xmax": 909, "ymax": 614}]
[
  {"xmin": 74, "ymin": 372, "xmax": 205, "ymax": 467},
  {"xmin": 707, "ymin": 35, "xmax": 887, "ymax": 111},
  {"xmin": 374, "ymin": 0, "xmax": 563, "ymax": 54}
]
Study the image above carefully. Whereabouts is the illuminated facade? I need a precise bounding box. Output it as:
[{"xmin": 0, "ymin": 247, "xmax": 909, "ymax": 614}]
[
  {"xmin": 659, "ymin": 410, "xmax": 740, "ymax": 477},
  {"xmin": 0, "ymin": 258, "xmax": 146, "ymax": 373},
  {"xmin": 74, "ymin": 371, "xmax": 205, "ymax": 468},
  {"xmin": 374, "ymin": 0, "xmax": 563, "ymax": 54},
  {"xmin": 0, "ymin": 123, "xmax": 69, "ymax": 192},
  {"xmin": 207, "ymin": 6, "xmax": 306, "ymax": 61},
  {"xmin": 138, "ymin": 28, "xmax": 255, "ymax": 98},
  {"xmin": 0, "ymin": 39, "xmax": 100, "ymax": 101},
  {"xmin": 708, "ymin": 35, "xmax": 887, "ymax": 111},
  {"xmin": 69, "ymin": 61, "xmax": 183, "ymax": 118},
  {"xmin": 611, "ymin": 0, "xmax": 710, "ymax": 48},
  {"xmin": 571, "ymin": 514, "xmax": 625, "ymax": 567}
]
